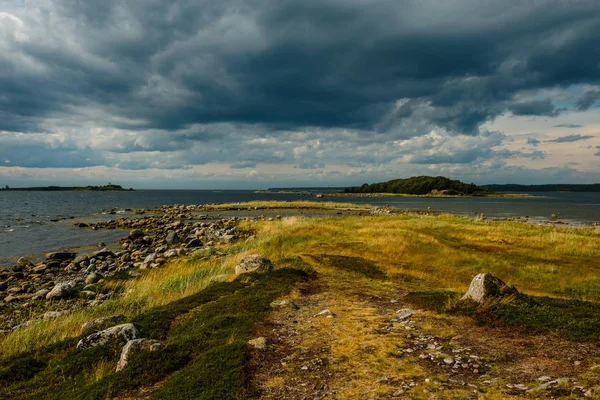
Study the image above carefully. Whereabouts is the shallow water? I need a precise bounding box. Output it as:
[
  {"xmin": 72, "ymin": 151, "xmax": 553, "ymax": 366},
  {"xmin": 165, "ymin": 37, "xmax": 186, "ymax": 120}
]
[{"xmin": 1, "ymin": 190, "xmax": 599, "ymax": 266}]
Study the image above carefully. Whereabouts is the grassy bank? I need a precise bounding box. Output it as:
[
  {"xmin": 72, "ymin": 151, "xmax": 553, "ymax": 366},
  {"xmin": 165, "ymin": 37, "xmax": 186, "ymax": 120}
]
[{"xmin": 2, "ymin": 203, "xmax": 600, "ymax": 398}]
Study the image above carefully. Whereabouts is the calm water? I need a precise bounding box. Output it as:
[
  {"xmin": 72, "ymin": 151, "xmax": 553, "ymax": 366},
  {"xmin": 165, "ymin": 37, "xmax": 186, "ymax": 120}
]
[{"xmin": 1, "ymin": 190, "xmax": 599, "ymax": 266}]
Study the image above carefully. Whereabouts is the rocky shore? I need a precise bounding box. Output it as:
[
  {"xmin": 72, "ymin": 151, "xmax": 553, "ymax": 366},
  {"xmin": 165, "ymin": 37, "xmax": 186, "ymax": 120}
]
[{"xmin": 0, "ymin": 204, "xmax": 261, "ymax": 332}]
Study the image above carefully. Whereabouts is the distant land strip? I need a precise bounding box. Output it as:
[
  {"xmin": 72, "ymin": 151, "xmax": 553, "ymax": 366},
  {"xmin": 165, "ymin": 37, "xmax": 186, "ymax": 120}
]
[
  {"xmin": 0, "ymin": 184, "xmax": 134, "ymax": 192},
  {"xmin": 481, "ymin": 184, "xmax": 600, "ymax": 192}
]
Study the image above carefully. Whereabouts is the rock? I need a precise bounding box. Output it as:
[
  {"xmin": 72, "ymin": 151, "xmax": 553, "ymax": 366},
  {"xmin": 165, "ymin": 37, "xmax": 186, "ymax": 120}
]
[
  {"xmin": 164, "ymin": 249, "xmax": 178, "ymax": 258},
  {"xmin": 461, "ymin": 273, "xmax": 518, "ymax": 302},
  {"xmin": 85, "ymin": 272, "xmax": 103, "ymax": 285},
  {"xmin": 444, "ymin": 357, "xmax": 454, "ymax": 365},
  {"xmin": 43, "ymin": 310, "xmax": 69, "ymax": 319},
  {"xmin": 185, "ymin": 238, "xmax": 202, "ymax": 248},
  {"xmin": 4, "ymin": 295, "xmax": 18, "ymax": 303},
  {"xmin": 166, "ymin": 231, "xmax": 180, "ymax": 245},
  {"xmin": 313, "ymin": 309, "xmax": 336, "ymax": 318},
  {"xmin": 46, "ymin": 251, "xmax": 76, "ymax": 261},
  {"xmin": 32, "ymin": 264, "xmax": 47, "ymax": 273},
  {"xmin": 32, "ymin": 288, "xmax": 50, "ymax": 299},
  {"xmin": 0, "ymin": 281, "xmax": 7, "ymax": 292},
  {"xmin": 143, "ymin": 253, "xmax": 156, "ymax": 264},
  {"xmin": 80, "ymin": 314, "xmax": 128, "ymax": 334},
  {"xmin": 17, "ymin": 257, "xmax": 32, "ymax": 267},
  {"xmin": 394, "ymin": 309, "xmax": 417, "ymax": 321},
  {"xmin": 116, "ymin": 339, "xmax": 162, "ymax": 371},
  {"xmin": 270, "ymin": 300, "xmax": 299, "ymax": 310},
  {"xmin": 93, "ymin": 248, "xmax": 115, "ymax": 258},
  {"xmin": 77, "ymin": 323, "xmax": 140, "ymax": 350},
  {"xmin": 235, "ymin": 254, "xmax": 273, "ymax": 275},
  {"xmin": 79, "ymin": 290, "xmax": 97, "ymax": 299},
  {"xmin": 537, "ymin": 376, "xmax": 552, "ymax": 382},
  {"xmin": 75, "ymin": 222, "xmax": 89, "ymax": 228},
  {"xmin": 46, "ymin": 283, "xmax": 74, "ymax": 300},
  {"xmin": 221, "ymin": 234, "xmax": 235, "ymax": 243},
  {"xmin": 248, "ymin": 337, "xmax": 269, "ymax": 350},
  {"xmin": 129, "ymin": 229, "xmax": 144, "ymax": 239}
]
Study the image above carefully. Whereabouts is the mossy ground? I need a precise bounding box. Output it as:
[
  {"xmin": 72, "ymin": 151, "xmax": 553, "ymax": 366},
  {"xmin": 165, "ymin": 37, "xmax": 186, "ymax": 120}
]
[{"xmin": 2, "ymin": 203, "xmax": 600, "ymax": 399}]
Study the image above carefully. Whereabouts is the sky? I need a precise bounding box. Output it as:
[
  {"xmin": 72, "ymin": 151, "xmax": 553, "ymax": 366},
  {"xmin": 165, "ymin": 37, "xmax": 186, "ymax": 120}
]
[{"xmin": 0, "ymin": 0, "xmax": 599, "ymax": 189}]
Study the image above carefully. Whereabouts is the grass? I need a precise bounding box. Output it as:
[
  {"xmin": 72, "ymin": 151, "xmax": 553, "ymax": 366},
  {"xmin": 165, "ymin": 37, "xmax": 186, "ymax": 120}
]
[
  {"xmin": 0, "ymin": 268, "xmax": 313, "ymax": 399},
  {"xmin": 200, "ymin": 200, "xmax": 372, "ymax": 210},
  {"xmin": 2, "ymin": 202, "xmax": 600, "ymax": 398}
]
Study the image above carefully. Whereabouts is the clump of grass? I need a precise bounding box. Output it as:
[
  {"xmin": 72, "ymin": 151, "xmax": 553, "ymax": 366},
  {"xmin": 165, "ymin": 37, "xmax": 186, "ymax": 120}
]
[{"xmin": 310, "ymin": 254, "xmax": 387, "ymax": 280}]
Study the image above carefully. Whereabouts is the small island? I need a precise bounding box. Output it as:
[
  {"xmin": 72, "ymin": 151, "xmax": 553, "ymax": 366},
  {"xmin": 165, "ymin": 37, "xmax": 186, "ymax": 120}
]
[
  {"xmin": 1, "ymin": 184, "xmax": 134, "ymax": 192},
  {"xmin": 343, "ymin": 176, "xmax": 490, "ymax": 196}
]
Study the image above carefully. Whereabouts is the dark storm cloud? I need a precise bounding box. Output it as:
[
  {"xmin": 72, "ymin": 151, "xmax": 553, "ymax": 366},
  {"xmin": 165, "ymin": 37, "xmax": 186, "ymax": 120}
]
[
  {"xmin": 546, "ymin": 134, "xmax": 595, "ymax": 143},
  {"xmin": 575, "ymin": 90, "xmax": 600, "ymax": 111},
  {"xmin": 508, "ymin": 99, "xmax": 561, "ymax": 117},
  {"xmin": 553, "ymin": 123, "xmax": 583, "ymax": 128},
  {"xmin": 2, "ymin": 0, "xmax": 600, "ymax": 139}
]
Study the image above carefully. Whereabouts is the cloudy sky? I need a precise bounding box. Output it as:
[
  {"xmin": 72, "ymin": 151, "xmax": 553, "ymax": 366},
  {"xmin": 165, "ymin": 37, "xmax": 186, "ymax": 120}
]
[{"xmin": 1, "ymin": 0, "xmax": 599, "ymax": 189}]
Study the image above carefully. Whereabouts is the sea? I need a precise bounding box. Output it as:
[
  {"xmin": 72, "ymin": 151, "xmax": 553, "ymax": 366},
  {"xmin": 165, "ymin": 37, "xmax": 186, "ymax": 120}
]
[{"xmin": 1, "ymin": 190, "xmax": 599, "ymax": 266}]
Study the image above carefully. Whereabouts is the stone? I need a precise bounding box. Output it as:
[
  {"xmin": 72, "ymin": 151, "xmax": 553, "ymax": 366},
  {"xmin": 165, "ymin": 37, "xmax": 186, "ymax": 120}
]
[
  {"xmin": 17, "ymin": 257, "xmax": 32, "ymax": 267},
  {"xmin": 43, "ymin": 310, "xmax": 69, "ymax": 319},
  {"xmin": 0, "ymin": 281, "xmax": 7, "ymax": 292},
  {"xmin": 46, "ymin": 283, "xmax": 74, "ymax": 300},
  {"xmin": 46, "ymin": 251, "xmax": 76, "ymax": 261},
  {"xmin": 32, "ymin": 288, "xmax": 50, "ymax": 299},
  {"xmin": 248, "ymin": 337, "xmax": 269, "ymax": 350},
  {"xmin": 185, "ymin": 238, "xmax": 202, "ymax": 248},
  {"xmin": 461, "ymin": 273, "xmax": 518, "ymax": 302},
  {"xmin": 93, "ymin": 248, "xmax": 115, "ymax": 258},
  {"xmin": 85, "ymin": 272, "xmax": 103, "ymax": 285},
  {"xmin": 270, "ymin": 300, "xmax": 299, "ymax": 310},
  {"xmin": 220, "ymin": 234, "xmax": 235, "ymax": 243},
  {"xmin": 80, "ymin": 314, "xmax": 128, "ymax": 334},
  {"xmin": 129, "ymin": 229, "xmax": 145, "ymax": 239},
  {"xmin": 77, "ymin": 323, "xmax": 140, "ymax": 350},
  {"xmin": 4, "ymin": 295, "xmax": 18, "ymax": 303},
  {"xmin": 164, "ymin": 249, "xmax": 178, "ymax": 258},
  {"xmin": 235, "ymin": 254, "xmax": 273, "ymax": 275},
  {"xmin": 75, "ymin": 222, "xmax": 89, "ymax": 228},
  {"xmin": 394, "ymin": 309, "xmax": 417, "ymax": 321},
  {"xmin": 313, "ymin": 309, "xmax": 336, "ymax": 318},
  {"xmin": 166, "ymin": 231, "xmax": 180, "ymax": 245},
  {"xmin": 443, "ymin": 357, "xmax": 454, "ymax": 365},
  {"xmin": 116, "ymin": 339, "xmax": 162, "ymax": 371},
  {"xmin": 33, "ymin": 264, "xmax": 47, "ymax": 273},
  {"xmin": 143, "ymin": 253, "xmax": 157, "ymax": 264}
]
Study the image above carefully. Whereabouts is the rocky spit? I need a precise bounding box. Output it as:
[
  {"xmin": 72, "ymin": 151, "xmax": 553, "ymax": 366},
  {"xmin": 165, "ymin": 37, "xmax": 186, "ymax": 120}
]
[{"xmin": 0, "ymin": 204, "xmax": 260, "ymax": 333}]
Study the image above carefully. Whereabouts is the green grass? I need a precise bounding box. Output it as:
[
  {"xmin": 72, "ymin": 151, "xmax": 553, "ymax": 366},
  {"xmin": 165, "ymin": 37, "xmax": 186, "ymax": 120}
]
[
  {"xmin": 405, "ymin": 291, "xmax": 600, "ymax": 342},
  {"xmin": 0, "ymin": 267, "xmax": 313, "ymax": 400}
]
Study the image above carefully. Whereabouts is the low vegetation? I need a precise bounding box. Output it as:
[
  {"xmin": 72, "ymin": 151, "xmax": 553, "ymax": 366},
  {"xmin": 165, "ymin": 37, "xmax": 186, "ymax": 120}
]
[
  {"xmin": 344, "ymin": 175, "xmax": 487, "ymax": 195},
  {"xmin": 2, "ymin": 202, "xmax": 600, "ymax": 398}
]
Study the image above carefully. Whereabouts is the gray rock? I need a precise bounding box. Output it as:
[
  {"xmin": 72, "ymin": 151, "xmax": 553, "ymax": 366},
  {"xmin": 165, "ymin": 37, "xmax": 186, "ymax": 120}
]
[
  {"xmin": 46, "ymin": 251, "xmax": 76, "ymax": 261},
  {"xmin": 85, "ymin": 272, "xmax": 103, "ymax": 285},
  {"xmin": 80, "ymin": 314, "xmax": 128, "ymax": 334},
  {"xmin": 32, "ymin": 288, "xmax": 50, "ymax": 299},
  {"xmin": 248, "ymin": 337, "xmax": 269, "ymax": 350},
  {"xmin": 270, "ymin": 300, "xmax": 299, "ymax": 310},
  {"xmin": 235, "ymin": 254, "xmax": 273, "ymax": 275},
  {"xmin": 166, "ymin": 231, "xmax": 180, "ymax": 245},
  {"xmin": 93, "ymin": 248, "xmax": 115, "ymax": 258},
  {"xmin": 461, "ymin": 273, "xmax": 518, "ymax": 302},
  {"xmin": 43, "ymin": 310, "xmax": 69, "ymax": 320},
  {"xmin": 46, "ymin": 283, "xmax": 74, "ymax": 300},
  {"xmin": 116, "ymin": 339, "xmax": 162, "ymax": 371},
  {"xmin": 313, "ymin": 309, "xmax": 336, "ymax": 318},
  {"xmin": 394, "ymin": 309, "xmax": 417, "ymax": 321},
  {"xmin": 77, "ymin": 323, "xmax": 140, "ymax": 350},
  {"xmin": 143, "ymin": 253, "xmax": 157, "ymax": 264},
  {"xmin": 164, "ymin": 249, "xmax": 178, "ymax": 258}
]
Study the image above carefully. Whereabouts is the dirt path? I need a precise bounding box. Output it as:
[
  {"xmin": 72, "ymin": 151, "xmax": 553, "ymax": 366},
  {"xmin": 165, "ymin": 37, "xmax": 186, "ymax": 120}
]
[{"xmin": 248, "ymin": 256, "xmax": 600, "ymax": 399}]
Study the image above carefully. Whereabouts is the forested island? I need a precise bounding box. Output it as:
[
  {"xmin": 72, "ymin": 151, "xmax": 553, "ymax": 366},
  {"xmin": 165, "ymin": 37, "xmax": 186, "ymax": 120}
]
[
  {"xmin": 1, "ymin": 184, "xmax": 133, "ymax": 192},
  {"xmin": 344, "ymin": 176, "xmax": 488, "ymax": 196}
]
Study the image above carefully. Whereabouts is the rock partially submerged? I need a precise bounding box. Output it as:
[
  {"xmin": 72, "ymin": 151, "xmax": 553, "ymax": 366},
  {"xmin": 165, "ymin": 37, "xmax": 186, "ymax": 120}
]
[
  {"xmin": 461, "ymin": 273, "xmax": 518, "ymax": 302},
  {"xmin": 235, "ymin": 254, "xmax": 273, "ymax": 275},
  {"xmin": 116, "ymin": 339, "xmax": 162, "ymax": 371},
  {"xmin": 77, "ymin": 323, "xmax": 140, "ymax": 350}
]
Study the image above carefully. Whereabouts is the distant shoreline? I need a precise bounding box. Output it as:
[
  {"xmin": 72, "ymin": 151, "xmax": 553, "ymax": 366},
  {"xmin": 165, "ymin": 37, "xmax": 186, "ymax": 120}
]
[{"xmin": 0, "ymin": 185, "xmax": 134, "ymax": 192}]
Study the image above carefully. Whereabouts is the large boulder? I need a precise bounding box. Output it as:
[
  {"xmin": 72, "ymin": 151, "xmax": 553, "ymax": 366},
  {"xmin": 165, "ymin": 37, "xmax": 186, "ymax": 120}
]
[
  {"xmin": 166, "ymin": 231, "xmax": 180, "ymax": 245},
  {"xmin": 77, "ymin": 323, "xmax": 140, "ymax": 350},
  {"xmin": 461, "ymin": 273, "xmax": 518, "ymax": 303},
  {"xmin": 115, "ymin": 339, "xmax": 162, "ymax": 371},
  {"xmin": 45, "ymin": 283, "xmax": 74, "ymax": 300},
  {"xmin": 235, "ymin": 254, "xmax": 273, "ymax": 275}
]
